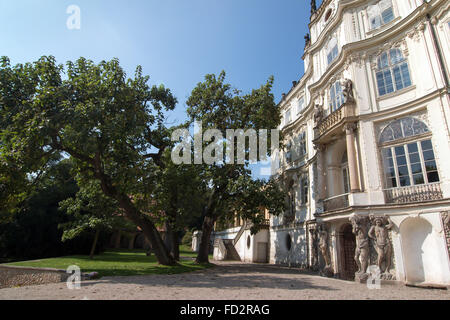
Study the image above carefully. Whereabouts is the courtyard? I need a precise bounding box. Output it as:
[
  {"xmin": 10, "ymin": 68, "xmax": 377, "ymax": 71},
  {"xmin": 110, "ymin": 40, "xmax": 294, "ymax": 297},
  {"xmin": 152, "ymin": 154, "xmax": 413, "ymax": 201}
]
[{"xmin": 0, "ymin": 261, "xmax": 448, "ymax": 300}]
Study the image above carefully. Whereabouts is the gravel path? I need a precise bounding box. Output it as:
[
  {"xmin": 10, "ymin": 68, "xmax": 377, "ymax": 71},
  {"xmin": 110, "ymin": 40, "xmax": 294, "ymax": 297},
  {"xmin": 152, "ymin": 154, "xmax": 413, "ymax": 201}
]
[{"xmin": 0, "ymin": 261, "xmax": 448, "ymax": 300}]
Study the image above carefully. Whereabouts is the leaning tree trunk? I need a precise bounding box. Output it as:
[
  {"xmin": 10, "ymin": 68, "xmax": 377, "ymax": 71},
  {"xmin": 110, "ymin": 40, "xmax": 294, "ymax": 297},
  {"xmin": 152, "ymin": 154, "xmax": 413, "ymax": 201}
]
[
  {"xmin": 116, "ymin": 195, "xmax": 176, "ymax": 266},
  {"xmin": 170, "ymin": 231, "xmax": 181, "ymax": 261},
  {"xmin": 96, "ymin": 172, "xmax": 176, "ymax": 266},
  {"xmin": 89, "ymin": 229, "xmax": 100, "ymax": 260},
  {"xmin": 196, "ymin": 215, "xmax": 215, "ymax": 264}
]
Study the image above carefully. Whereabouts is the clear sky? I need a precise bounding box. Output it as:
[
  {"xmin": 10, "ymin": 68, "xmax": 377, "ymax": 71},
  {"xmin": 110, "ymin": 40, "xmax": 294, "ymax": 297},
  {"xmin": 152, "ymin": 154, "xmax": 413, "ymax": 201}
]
[{"xmin": 0, "ymin": 0, "xmax": 320, "ymax": 178}]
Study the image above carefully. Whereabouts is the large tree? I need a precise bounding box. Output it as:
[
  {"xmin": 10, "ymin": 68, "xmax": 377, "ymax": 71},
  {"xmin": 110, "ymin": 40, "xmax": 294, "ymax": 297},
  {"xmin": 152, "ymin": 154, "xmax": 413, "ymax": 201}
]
[
  {"xmin": 0, "ymin": 56, "xmax": 178, "ymax": 265},
  {"xmin": 150, "ymin": 150, "xmax": 207, "ymax": 260},
  {"xmin": 185, "ymin": 71, "xmax": 285, "ymax": 263}
]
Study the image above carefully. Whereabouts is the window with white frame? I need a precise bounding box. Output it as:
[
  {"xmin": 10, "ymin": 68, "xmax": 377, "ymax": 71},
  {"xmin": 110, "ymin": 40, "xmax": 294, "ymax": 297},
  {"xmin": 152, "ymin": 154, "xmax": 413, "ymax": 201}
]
[
  {"xmin": 327, "ymin": 38, "xmax": 339, "ymax": 65},
  {"xmin": 329, "ymin": 81, "xmax": 345, "ymax": 113},
  {"xmin": 284, "ymin": 108, "xmax": 292, "ymax": 126},
  {"xmin": 375, "ymin": 48, "xmax": 412, "ymax": 96},
  {"xmin": 298, "ymin": 131, "xmax": 307, "ymax": 157},
  {"xmin": 367, "ymin": 0, "xmax": 395, "ymax": 30},
  {"xmin": 297, "ymin": 96, "xmax": 305, "ymax": 114},
  {"xmin": 379, "ymin": 117, "xmax": 439, "ymax": 188},
  {"xmin": 341, "ymin": 153, "xmax": 350, "ymax": 194}
]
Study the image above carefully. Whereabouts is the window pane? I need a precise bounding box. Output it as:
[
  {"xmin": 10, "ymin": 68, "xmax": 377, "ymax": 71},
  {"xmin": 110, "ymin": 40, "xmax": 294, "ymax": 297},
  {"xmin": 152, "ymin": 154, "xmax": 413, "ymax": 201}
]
[
  {"xmin": 409, "ymin": 153, "xmax": 420, "ymax": 164},
  {"xmin": 395, "ymin": 145, "xmax": 405, "ymax": 156},
  {"xmin": 377, "ymin": 72, "xmax": 387, "ymax": 96},
  {"xmin": 421, "ymin": 140, "xmax": 433, "ymax": 151},
  {"xmin": 393, "ymin": 65, "xmax": 404, "ymax": 90},
  {"xmin": 427, "ymin": 171, "xmax": 440, "ymax": 183},
  {"xmin": 413, "ymin": 174, "xmax": 424, "ymax": 185},
  {"xmin": 411, "ymin": 163, "xmax": 422, "ymax": 174},
  {"xmin": 423, "ymin": 150, "xmax": 435, "ymax": 161},
  {"xmin": 407, "ymin": 142, "xmax": 418, "ymax": 153},
  {"xmin": 379, "ymin": 52, "xmax": 389, "ymax": 69},
  {"xmin": 397, "ymin": 165, "xmax": 408, "ymax": 176},
  {"xmin": 390, "ymin": 49, "xmax": 403, "ymax": 65},
  {"xmin": 412, "ymin": 120, "xmax": 429, "ymax": 135},
  {"xmin": 399, "ymin": 176, "xmax": 410, "ymax": 187},
  {"xmin": 400, "ymin": 63, "xmax": 411, "ymax": 87},
  {"xmin": 384, "ymin": 70, "xmax": 394, "ymax": 93},
  {"xmin": 382, "ymin": 7, "xmax": 394, "ymax": 24},
  {"xmin": 425, "ymin": 160, "xmax": 437, "ymax": 172}
]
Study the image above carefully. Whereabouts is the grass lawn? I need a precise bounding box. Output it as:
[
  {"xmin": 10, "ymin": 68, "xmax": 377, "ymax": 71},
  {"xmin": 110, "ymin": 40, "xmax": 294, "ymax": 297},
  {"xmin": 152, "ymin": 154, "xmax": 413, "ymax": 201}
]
[{"xmin": 5, "ymin": 245, "xmax": 214, "ymax": 277}]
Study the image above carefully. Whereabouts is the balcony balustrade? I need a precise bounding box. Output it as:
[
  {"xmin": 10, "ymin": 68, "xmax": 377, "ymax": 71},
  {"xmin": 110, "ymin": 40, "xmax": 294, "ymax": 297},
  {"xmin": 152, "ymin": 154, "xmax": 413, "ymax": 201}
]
[
  {"xmin": 323, "ymin": 193, "xmax": 350, "ymax": 212},
  {"xmin": 383, "ymin": 183, "xmax": 443, "ymax": 204}
]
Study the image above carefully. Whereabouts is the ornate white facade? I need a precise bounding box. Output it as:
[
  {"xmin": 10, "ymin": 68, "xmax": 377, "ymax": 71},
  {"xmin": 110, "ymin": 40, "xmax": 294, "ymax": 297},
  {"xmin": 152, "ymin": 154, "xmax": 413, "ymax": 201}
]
[{"xmin": 213, "ymin": 0, "xmax": 450, "ymax": 287}]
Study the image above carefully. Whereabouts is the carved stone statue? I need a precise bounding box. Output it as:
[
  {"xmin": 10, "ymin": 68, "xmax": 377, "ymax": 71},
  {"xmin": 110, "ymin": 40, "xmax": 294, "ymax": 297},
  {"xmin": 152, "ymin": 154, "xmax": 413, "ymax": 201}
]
[
  {"xmin": 368, "ymin": 215, "xmax": 394, "ymax": 279},
  {"xmin": 350, "ymin": 216, "xmax": 370, "ymax": 278},
  {"xmin": 313, "ymin": 104, "xmax": 323, "ymax": 126},
  {"xmin": 318, "ymin": 224, "xmax": 331, "ymax": 267},
  {"xmin": 311, "ymin": 0, "xmax": 317, "ymax": 15},
  {"xmin": 309, "ymin": 227, "xmax": 319, "ymax": 270},
  {"xmin": 304, "ymin": 33, "xmax": 310, "ymax": 47},
  {"xmin": 340, "ymin": 78, "xmax": 355, "ymax": 103}
]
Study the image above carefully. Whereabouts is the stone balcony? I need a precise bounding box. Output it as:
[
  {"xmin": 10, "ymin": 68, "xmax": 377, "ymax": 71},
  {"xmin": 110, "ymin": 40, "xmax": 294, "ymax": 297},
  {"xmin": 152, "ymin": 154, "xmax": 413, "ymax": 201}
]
[
  {"xmin": 323, "ymin": 193, "xmax": 350, "ymax": 212},
  {"xmin": 314, "ymin": 101, "xmax": 358, "ymax": 144},
  {"xmin": 383, "ymin": 183, "xmax": 443, "ymax": 204}
]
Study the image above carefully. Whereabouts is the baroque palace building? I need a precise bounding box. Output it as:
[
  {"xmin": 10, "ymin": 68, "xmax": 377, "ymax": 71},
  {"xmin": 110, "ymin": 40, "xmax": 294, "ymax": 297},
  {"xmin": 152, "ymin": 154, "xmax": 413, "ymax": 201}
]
[{"xmin": 209, "ymin": 0, "xmax": 450, "ymax": 286}]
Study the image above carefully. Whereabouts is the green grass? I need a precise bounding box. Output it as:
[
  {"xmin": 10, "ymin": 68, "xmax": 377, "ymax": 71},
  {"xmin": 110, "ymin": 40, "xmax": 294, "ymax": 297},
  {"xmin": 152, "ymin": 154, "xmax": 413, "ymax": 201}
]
[{"xmin": 5, "ymin": 246, "xmax": 213, "ymax": 277}]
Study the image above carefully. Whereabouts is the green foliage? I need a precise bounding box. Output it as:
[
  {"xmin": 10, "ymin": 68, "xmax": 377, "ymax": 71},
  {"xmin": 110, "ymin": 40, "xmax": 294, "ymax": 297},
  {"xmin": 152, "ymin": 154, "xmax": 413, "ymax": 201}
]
[
  {"xmin": 181, "ymin": 231, "xmax": 193, "ymax": 246},
  {"xmin": 185, "ymin": 71, "xmax": 286, "ymax": 225},
  {"xmin": 59, "ymin": 180, "xmax": 133, "ymax": 242},
  {"xmin": 0, "ymin": 159, "xmax": 110, "ymax": 261}
]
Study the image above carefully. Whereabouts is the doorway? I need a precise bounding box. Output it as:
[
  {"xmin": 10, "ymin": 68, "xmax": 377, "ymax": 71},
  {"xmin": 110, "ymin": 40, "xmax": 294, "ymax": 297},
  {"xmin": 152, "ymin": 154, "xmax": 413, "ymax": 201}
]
[{"xmin": 340, "ymin": 224, "xmax": 358, "ymax": 280}]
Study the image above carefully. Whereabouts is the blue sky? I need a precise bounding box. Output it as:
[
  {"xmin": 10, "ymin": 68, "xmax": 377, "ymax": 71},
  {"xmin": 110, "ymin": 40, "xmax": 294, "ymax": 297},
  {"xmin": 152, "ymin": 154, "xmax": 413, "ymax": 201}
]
[{"xmin": 0, "ymin": 0, "xmax": 319, "ymax": 177}]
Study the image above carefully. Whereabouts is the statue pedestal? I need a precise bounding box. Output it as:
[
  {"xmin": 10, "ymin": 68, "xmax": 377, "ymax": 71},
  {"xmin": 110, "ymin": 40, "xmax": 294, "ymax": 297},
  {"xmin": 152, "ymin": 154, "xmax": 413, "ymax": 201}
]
[
  {"xmin": 354, "ymin": 272, "xmax": 369, "ymax": 283},
  {"xmin": 320, "ymin": 266, "xmax": 334, "ymax": 278}
]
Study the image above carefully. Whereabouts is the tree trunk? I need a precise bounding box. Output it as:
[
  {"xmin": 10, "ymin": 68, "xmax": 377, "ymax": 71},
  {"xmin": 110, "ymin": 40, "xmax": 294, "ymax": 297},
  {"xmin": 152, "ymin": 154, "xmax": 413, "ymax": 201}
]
[
  {"xmin": 196, "ymin": 215, "xmax": 215, "ymax": 264},
  {"xmin": 116, "ymin": 196, "xmax": 176, "ymax": 266},
  {"xmin": 171, "ymin": 231, "xmax": 181, "ymax": 261},
  {"xmin": 89, "ymin": 229, "xmax": 100, "ymax": 260},
  {"xmin": 95, "ymin": 171, "xmax": 176, "ymax": 266}
]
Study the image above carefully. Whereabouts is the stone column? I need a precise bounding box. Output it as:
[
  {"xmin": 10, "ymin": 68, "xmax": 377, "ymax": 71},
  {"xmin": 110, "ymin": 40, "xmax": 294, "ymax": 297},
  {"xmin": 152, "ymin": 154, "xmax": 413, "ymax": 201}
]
[{"xmin": 345, "ymin": 123, "xmax": 360, "ymax": 192}]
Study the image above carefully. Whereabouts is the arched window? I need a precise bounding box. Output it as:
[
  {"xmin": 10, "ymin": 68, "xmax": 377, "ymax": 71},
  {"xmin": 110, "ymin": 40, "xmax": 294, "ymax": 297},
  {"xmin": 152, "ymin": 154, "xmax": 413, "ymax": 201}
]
[
  {"xmin": 379, "ymin": 117, "xmax": 439, "ymax": 188},
  {"xmin": 327, "ymin": 38, "xmax": 339, "ymax": 65},
  {"xmin": 376, "ymin": 48, "xmax": 412, "ymax": 96},
  {"xmin": 329, "ymin": 81, "xmax": 345, "ymax": 113},
  {"xmin": 379, "ymin": 117, "xmax": 429, "ymax": 143},
  {"xmin": 367, "ymin": 0, "xmax": 394, "ymax": 30}
]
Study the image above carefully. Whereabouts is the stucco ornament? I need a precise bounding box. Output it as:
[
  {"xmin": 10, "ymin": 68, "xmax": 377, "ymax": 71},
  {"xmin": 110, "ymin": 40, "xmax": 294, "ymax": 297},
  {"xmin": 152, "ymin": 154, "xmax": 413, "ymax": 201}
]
[
  {"xmin": 313, "ymin": 104, "xmax": 324, "ymax": 126},
  {"xmin": 318, "ymin": 224, "xmax": 333, "ymax": 277},
  {"xmin": 369, "ymin": 215, "xmax": 394, "ymax": 280},
  {"xmin": 350, "ymin": 215, "xmax": 370, "ymax": 280},
  {"xmin": 340, "ymin": 78, "xmax": 355, "ymax": 103}
]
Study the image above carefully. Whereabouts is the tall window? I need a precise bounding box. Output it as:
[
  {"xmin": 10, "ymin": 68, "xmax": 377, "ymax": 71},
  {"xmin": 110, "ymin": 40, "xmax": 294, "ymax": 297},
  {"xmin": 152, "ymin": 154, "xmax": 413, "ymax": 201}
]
[
  {"xmin": 284, "ymin": 108, "xmax": 292, "ymax": 126},
  {"xmin": 297, "ymin": 96, "xmax": 305, "ymax": 114},
  {"xmin": 327, "ymin": 38, "xmax": 339, "ymax": 65},
  {"xmin": 299, "ymin": 131, "xmax": 307, "ymax": 157},
  {"xmin": 367, "ymin": 0, "xmax": 394, "ymax": 30},
  {"xmin": 300, "ymin": 175, "xmax": 309, "ymax": 205},
  {"xmin": 380, "ymin": 117, "xmax": 439, "ymax": 188},
  {"xmin": 329, "ymin": 81, "xmax": 345, "ymax": 113},
  {"xmin": 376, "ymin": 48, "xmax": 411, "ymax": 96}
]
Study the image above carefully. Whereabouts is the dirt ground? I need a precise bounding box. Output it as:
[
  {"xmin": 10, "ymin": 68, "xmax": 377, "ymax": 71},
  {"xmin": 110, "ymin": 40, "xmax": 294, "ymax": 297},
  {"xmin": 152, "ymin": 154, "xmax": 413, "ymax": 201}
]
[{"xmin": 0, "ymin": 261, "xmax": 448, "ymax": 300}]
